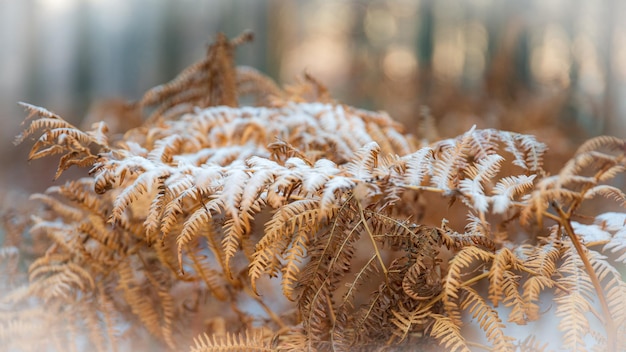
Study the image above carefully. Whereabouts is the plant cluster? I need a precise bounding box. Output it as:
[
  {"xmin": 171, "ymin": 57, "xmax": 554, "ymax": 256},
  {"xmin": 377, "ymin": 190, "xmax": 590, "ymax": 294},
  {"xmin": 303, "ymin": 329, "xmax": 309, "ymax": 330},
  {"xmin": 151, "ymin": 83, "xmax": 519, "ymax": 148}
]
[{"xmin": 1, "ymin": 33, "xmax": 625, "ymax": 351}]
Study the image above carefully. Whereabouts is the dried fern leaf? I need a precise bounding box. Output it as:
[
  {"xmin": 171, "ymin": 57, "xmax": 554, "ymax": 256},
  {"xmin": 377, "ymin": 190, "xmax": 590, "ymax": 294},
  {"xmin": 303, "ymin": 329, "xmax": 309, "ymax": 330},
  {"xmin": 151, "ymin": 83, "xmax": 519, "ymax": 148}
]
[
  {"xmin": 190, "ymin": 330, "xmax": 273, "ymax": 352},
  {"xmin": 491, "ymin": 174, "xmax": 536, "ymax": 214},
  {"xmin": 443, "ymin": 246, "xmax": 494, "ymax": 325},
  {"xmin": 430, "ymin": 314, "xmax": 471, "ymax": 352},
  {"xmin": 461, "ymin": 286, "xmax": 515, "ymax": 351},
  {"xmin": 459, "ymin": 154, "xmax": 503, "ymax": 213},
  {"xmin": 555, "ymin": 245, "xmax": 595, "ymax": 351},
  {"xmin": 389, "ymin": 301, "xmax": 432, "ymax": 342}
]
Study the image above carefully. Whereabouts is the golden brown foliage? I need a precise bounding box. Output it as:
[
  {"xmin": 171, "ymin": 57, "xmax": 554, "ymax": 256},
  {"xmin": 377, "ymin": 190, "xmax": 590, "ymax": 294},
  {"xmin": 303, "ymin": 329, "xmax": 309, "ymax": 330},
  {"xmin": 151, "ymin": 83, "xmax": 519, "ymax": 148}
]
[{"xmin": 3, "ymin": 33, "xmax": 626, "ymax": 351}]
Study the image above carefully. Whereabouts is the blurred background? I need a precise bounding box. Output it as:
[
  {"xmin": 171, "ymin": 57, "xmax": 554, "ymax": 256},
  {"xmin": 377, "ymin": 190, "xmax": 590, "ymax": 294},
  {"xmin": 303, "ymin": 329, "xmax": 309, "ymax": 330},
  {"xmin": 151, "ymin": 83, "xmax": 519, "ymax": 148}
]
[{"xmin": 2, "ymin": 0, "xmax": 626, "ymax": 193}]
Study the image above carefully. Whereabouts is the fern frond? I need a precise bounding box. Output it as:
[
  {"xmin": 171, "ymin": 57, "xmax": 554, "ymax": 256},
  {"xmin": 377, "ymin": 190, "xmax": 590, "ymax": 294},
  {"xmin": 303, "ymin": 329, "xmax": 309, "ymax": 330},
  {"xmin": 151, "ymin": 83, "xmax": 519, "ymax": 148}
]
[
  {"xmin": 499, "ymin": 270, "xmax": 527, "ymax": 325},
  {"xmin": 250, "ymin": 199, "xmax": 322, "ymax": 295},
  {"xmin": 582, "ymin": 185, "xmax": 626, "ymax": 206},
  {"xmin": 350, "ymin": 273, "xmax": 394, "ymax": 345},
  {"xmin": 319, "ymin": 176, "xmax": 355, "ymax": 216},
  {"xmin": 520, "ymin": 242, "xmax": 561, "ymax": 321},
  {"xmin": 442, "ymin": 226, "xmax": 496, "ymax": 252},
  {"xmin": 555, "ymin": 245, "xmax": 595, "ymax": 351},
  {"xmin": 389, "ymin": 302, "xmax": 432, "ymax": 342},
  {"xmin": 17, "ymin": 103, "xmax": 110, "ymax": 180},
  {"xmin": 401, "ymin": 146, "xmax": 433, "ymax": 186},
  {"xmin": 595, "ymin": 212, "xmax": 626, "ymax": 230},
  {"xmin": 15, "ymin": 29, "xmax": 626, "ymax": 352},
  {"xmin": 280, "ymin": 228, "xmax": 310, "ymax": 300},
  {"xmin": 29, "ymin": 193, "xmax": 84, "ymax": 221},
  {"xmin": 148, "ymin": 134, "xmax": 184, "ymax": 164},
  {"xmin": 139, "ymin": 32, "xmax": 253, "ymax": 121},
  {"xmin": 491, "ymin": 174, "xmax": 536, "ymax": 214},
  {"xmin": 218, "ymin": 163, "xmax": 252, "ymax": 258},
  {"xmin": 177, "ymin": 206, "xmax": 213, "ymax": 271},
  {"xmin": 430, "ymin": 314, "xmax": 471, "ymax": 352},
  {"xmin": 587, "ymin": 251, "xmax": 626, "ymax": 335},
  {"xmin": 443, "ymin": 246, "xmax": 494, "ymax": 325},
  {"xmin": 111, "ymin": 169, "xmax": 170, "ymax": 225},
  {"xmin": 15, "ymin": 103, "xmax": 71, "ymax": 143},
  {"xmin": 236, "ymin": 66, "xmax": 283, "ymax": 106},
  {"xmin": 340, "ymin": 254, "xmax": 379, "ymax": 310},
  {"xmin": 345, "ymin": 141, "xmax": 380, "ymax": 179},
  {"xmin": 28, "ymin": 256, "xmax": 95, "ymax": 301},
  {"xmin": 117, "ymin": 260, "xmax": 166, "ymax": 344},
  {"xmin": 488, "ymin": 247, "xmax": 516, "ymax": 307},
  {"xmin": 459, "ymin": 154, "xmax": 504, "ymax": 213},
  {"xmin": 574, "ymin": 135, "xmax": 626, "ymax": 154},
  {"xmin": 464, "ymin": 127, "xmax": 498, "ymax": 160},
  {"xmin": 461, "ymin": 286, "xmax": 515, "ymax": 351},
  {"xmin": 190, "ymin": 330, "xmax": 273, "ymax": 352},
  {"xmin": 431, "ymin": 138, "xmax": 467, "ymax": 193}
]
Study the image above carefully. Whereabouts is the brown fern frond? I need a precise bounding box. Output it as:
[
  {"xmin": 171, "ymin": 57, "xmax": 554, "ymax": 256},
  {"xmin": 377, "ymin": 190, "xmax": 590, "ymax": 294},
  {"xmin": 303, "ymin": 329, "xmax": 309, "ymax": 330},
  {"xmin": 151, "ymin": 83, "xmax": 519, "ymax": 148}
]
[
  {"xmin": 499, "ymin": 270, "xmax": 527, "ymax": 325},
  {"xmin": 340, "ymin": 254, "xmax": 379, "ymax": 311},
  {"xmin": 461, "ymin": 286, "xmax": 515, "ymax": 351},
  {"xmin": 519, "ymin": 242, "xmax": 561, "ymax": 321},
  {"xmin": 488, "ymin": 247, "xmax": 517, "ymax": 307},
  {"xmin": 139, "ymin": 32, "xmax": 254, "ymax": 122},
  {"xmin": 503, "ymin": 132, "xmax": 546, "ymax": 172},
  {"xmin": 587, "ymin": 251, "xmax": 626, "ymax": 342},
  {"xmin": 29, "ymin": 193, "xmax": 83, "ymax": 222},
  {"xmin": 441, "ymin": 226, "xmax": 497, "ymax": 252},
  {"xmin": 299, "ymin": 207, "xmax": 361, "ymax": 345},
  {"xmin": 345, "ymin": 141, "xmax": 380, "ymax": 180},
  {"xmin": 574, "ymin": 135, "xmax": 626, "ymax": 154},
  {"xmin": 16, "ymin": 103, "xmax": 110, "ymax": 179},
  {"xmin": 401, "ymin": 146, "xmax": 434, "ymax": 187},
  {"xmin": 187, "ymin": 239, "xmax": 228, "ymax": 301},
  {"xmin": 464, "ymin": 127, "xmax": 499, "ymax": 160},
  {"xmin": 190, "ymin": 330, "xmax": 273, "ymax": 352},
  {"xmin": 491, "ymin": 174, "xmax": 536, "ymax": 214},
  {"xmin": 431, "ymin": 137, "xmax": 469, "ymax": 194},
  {"xmin": 117, "ymin": 259, "xmax": 167, "ymax": 345},
  {"xmin": 555, "ymin": 245, "xmax": 595, "ymax": 351},
  {"xmin": 442, "ymin": 245, "xmax": 494, "ymax": 325},
  {"xmin": 429, "ymin": 314, "xmax": 471, "ymax": 352},
  {"xmin": 110, "ymin": 169, "xmax": 170, "ymax": 225},
  {"xmin": 236, "ymin": 66, "xmax": 284, "ymax": 106},
  {"xmin": 15, "ymin": 103, "xmax": 72, "ymax": 143},
  {"xmin": 582, "ymin": 184, "xmax": 626, "ymax": 205},
  {"xmin": 27, "ymin": 255, "xmax": 95, "ymax": 302},
  {"xmin": 250, "ymin": 199, "xmax": 322, "ymax": 296},
  {"xmin": 280, "ymin": 224, "xmax": 314, "ymax": 300},
  {"xmin": 267, "ymin": 139, "xmax": 313, "ymax": 165},
  {"xmin": 459, "ymin": 154, "xmax": 504, "ymax": 213},
  {"xmin": 389, "ymin": 301, "xmax": 432, "ymax": 342},
  {"xmin": 401, "ymin": 257, "xmax": 442, "ymax": 301},
  {"xmin": 350, "ymin": 259, "xmax": 403, "ymax": 346}
]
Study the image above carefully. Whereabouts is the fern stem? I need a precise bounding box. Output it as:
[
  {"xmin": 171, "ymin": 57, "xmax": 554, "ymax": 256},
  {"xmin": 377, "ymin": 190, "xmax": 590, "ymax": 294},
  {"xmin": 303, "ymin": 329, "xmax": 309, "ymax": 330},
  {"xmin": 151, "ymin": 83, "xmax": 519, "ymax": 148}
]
[
  {"xmin": 404, "ymin": 185, "xmax": 446, "ymax": 193},
  {"xmin": 552, "ymin": 201, "xmax": 616, "ymax": 350},
  {"xmin": 461, "ymin": 271, "xmax": 489, "ymax": 288},
  {"xmin": 357, "ymin": 200, "xmax": 389, "ymax": 284}
]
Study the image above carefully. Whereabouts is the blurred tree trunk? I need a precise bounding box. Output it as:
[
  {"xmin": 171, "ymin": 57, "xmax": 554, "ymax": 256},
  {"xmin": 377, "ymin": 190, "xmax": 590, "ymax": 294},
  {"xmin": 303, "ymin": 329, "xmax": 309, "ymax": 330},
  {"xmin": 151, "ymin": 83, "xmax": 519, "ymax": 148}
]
[{"xmin": 602, "ymin": 0, "xmax": 621, "ymax": 137}]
